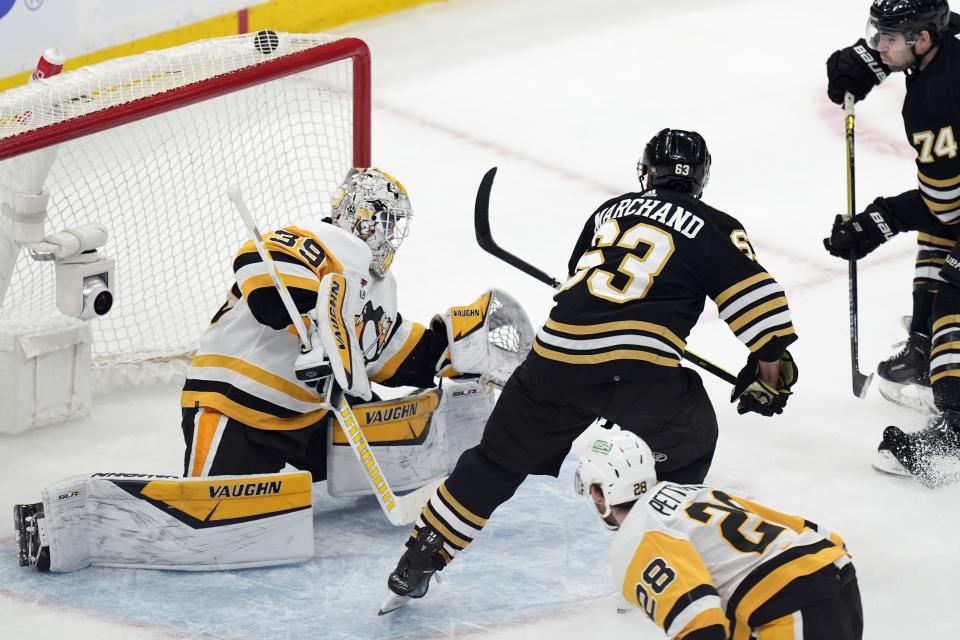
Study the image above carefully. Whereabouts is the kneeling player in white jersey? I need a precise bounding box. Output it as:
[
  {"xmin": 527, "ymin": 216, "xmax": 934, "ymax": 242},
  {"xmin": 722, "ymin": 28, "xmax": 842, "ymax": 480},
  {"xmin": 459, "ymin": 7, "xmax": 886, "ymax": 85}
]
[
  {"xmin": 576, "ymin": 430, "xmax": 862, "ymax": 640},
  {"xmin": 13, "ymin": 168, "xmax": 532, "ymax": 573}
]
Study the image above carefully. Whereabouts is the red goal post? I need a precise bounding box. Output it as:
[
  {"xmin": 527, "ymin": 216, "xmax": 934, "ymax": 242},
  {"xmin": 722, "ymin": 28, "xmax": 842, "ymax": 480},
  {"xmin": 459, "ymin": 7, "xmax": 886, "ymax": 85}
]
[{"xmin": 0, "ymin": 33, "xmax": 371, "ymax": 387}]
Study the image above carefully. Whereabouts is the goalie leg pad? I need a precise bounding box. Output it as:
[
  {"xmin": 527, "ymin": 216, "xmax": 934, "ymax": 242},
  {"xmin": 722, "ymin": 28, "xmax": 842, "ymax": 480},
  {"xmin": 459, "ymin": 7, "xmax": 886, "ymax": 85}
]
[
  {"xmin": 327, "ymin": 379, "xmax": 496, "ymax": 497},
  {"xmin": 35, "ymin": 471, "xmax": 314, "ymax": 572}
]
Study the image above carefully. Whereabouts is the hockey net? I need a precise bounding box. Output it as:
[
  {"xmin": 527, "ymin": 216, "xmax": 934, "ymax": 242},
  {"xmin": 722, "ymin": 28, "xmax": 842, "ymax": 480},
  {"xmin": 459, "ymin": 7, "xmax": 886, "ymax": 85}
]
[{"xmin": 0, "ymin": 33, "xmax": 370, "ymax": 391}]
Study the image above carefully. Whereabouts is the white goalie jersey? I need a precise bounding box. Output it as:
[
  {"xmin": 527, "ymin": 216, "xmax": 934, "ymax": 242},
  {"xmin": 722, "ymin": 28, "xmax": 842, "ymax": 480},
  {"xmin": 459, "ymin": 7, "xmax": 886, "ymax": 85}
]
[
  {"xmin": 611, "ymin": 483, "xmax": 850, "ymax": 640},
  {"xmin": 181, "ymin": 222, "xmax": 442, "ymax": 431}
]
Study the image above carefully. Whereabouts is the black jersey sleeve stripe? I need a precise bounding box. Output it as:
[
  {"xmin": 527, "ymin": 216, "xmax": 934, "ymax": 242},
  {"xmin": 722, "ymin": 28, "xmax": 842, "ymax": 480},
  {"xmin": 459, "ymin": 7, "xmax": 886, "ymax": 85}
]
[
  {"xmin": 182, "ymin": 379, "xmax": 306, "ymax": 418},
  {"xmin": 663, "ymin": 584, "xmax": 720, "ymax": 634},
  {"xmin": 918, "ymin": 232, "xmax": 956, "ymax": 249},
  {"xmin": 725, "ymin": 538, "xmax": 837, "ymax": 635},
  {"xmin": 679, "ymin": 625, "xmax": 728, "ymax": 640}
]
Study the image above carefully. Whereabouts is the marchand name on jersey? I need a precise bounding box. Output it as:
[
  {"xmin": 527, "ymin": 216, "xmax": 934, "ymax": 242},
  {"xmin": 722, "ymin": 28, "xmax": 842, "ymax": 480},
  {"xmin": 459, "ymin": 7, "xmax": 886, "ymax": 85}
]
[
  {"xmin": 594, "ymin": 197, "xmax": 704, "ymax": 239},
  {"xmin": 364, "ymin": 402, "xmax": 418, "ymax": 424},
  {"xmin": 208, "ymin": 480, "xmax": 282, "ymax": 499}
]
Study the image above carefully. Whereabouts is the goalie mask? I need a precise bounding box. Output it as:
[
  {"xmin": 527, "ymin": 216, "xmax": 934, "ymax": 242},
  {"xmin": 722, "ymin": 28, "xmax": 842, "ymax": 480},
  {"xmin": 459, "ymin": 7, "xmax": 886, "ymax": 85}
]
[
  {"xmin": 331, "ymin": 168, "xmax": 413, "ymax": 278},
  {"xmin": 574, "ymin": 429, "xmax": 657, "ymax": 530}
]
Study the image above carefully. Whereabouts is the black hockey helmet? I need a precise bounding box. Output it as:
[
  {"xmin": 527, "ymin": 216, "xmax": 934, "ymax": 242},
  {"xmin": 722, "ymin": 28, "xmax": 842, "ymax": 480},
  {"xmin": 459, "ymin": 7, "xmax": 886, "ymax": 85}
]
[
  {"xmin": 638, "ymin": 129, "xmax": 711, "ymax": 199},
  {"xmin": 868, "ymin": 0, "xmax": 951, "ymax": 44}
]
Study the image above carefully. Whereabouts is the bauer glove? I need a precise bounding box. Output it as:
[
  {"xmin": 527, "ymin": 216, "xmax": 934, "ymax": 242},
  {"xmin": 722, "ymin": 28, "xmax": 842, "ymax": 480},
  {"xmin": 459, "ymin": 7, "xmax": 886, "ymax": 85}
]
[
  {"xmin": 823, "ymin": 200, "xmax": 901, "ymax": 260},
  {"xmin": 731, "ymin": 351, "xmax": 797, "ymax": 417},
  {"xmin": 826, "ymin": 39, "xmax": 890, "ymax": 105}
]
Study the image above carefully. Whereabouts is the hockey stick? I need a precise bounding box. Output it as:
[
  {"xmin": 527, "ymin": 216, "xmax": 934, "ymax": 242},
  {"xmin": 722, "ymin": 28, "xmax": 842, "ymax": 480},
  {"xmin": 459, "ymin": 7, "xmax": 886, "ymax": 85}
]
[
  {"xmin": 474, "ymin": 167, "xmax": 737, "ymax": 386},
  {"xmin": 227, "ymin": 186, "xmax": 439, "ymax": 526},
  {"xmin": 843, "ymin": 93, "xmax": 873, "ymax": 399}
]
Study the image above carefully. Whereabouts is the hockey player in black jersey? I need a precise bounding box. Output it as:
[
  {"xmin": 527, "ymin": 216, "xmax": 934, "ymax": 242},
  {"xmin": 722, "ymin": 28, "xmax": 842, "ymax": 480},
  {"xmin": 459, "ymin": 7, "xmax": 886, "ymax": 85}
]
[
  {"xmin": 824, "ymin": 0, "xmax": 960, "ymax": 483},
  {"xmin": 379, "ymin": 129, "xmax": 800, "ymax": 614}
]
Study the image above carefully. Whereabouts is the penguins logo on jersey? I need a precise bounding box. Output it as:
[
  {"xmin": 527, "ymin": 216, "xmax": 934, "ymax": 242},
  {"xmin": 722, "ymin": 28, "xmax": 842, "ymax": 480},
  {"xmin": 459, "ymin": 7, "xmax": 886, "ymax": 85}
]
[{"xmin": 355, "ymin": 300, "xmax": 394, "ymax": 362}]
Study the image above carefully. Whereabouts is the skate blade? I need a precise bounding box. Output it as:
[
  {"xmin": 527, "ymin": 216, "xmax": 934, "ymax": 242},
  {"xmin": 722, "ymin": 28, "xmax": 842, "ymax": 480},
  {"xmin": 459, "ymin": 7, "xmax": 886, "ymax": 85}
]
[
  {"xmin": 378, "ymin": 592, "xmax": 411, "ymax": 616},
  {"xmin": 872, "ymin": 450, "xmax": 913, "ymax": 478},
  {"xmin": 877, "ymin": 377, "xmax": 936, "ymax": 414}
]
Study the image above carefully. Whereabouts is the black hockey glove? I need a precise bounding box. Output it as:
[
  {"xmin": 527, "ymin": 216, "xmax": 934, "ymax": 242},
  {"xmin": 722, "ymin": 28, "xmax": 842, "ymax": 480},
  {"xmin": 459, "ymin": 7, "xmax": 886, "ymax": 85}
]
[
  {"xmin": 730, "ymin": 351, "xmax": 798, "ymax": 417},
  {"xmin": 294, "ymin": 348, "xmax": 332, "ymax": 392},
  {"xmin": 822, "ymin": 200, "xmax": 901, "ymax": 260},
  {"xmin": 826, "ymin": 39, "xmax": 890, "ymax": 105}
]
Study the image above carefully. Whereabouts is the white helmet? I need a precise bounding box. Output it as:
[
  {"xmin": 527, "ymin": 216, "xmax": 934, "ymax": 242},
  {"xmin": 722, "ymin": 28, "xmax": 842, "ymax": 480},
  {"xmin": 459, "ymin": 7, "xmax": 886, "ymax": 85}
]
[
  {"xmin": 331, "ymin": 167, "xmax": 412, "ymax": 278},
  {"xmin": 574, "ymin": 429, "xmax": 657, "ymax": 528}
]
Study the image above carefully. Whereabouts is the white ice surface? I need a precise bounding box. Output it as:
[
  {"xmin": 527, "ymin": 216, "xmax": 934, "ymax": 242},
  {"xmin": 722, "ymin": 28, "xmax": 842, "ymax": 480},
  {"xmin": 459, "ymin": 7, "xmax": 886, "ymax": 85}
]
[{"xmin": 3, "ymin": 0, "xmax": 960, "ymax": 638}]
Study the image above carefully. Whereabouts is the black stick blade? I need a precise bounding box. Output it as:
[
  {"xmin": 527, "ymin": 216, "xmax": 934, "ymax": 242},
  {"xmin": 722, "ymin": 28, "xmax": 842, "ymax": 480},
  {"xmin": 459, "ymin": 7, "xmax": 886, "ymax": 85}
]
[{"xmin": 473, "ymin": 167, "xmax": 562, "ymax": 289}]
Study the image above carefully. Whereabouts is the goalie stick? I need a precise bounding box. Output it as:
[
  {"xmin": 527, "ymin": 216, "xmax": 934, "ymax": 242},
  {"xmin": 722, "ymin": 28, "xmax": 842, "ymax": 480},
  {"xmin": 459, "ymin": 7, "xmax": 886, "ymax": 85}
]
[
  {"xmin": 227, "ymin": 186, "xmax": 440, "ymax": 526},
  {"xmin": 474, "ymin": 167, "xmax": 737, "ymax": 386},
  {"xmin": 843, "ymin": 93, "xmax": 873, "ymax": 399}
]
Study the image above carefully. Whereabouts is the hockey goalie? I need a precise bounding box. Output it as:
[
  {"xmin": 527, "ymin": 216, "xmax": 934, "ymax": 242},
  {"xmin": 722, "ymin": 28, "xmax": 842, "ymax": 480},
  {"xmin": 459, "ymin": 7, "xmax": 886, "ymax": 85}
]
[{"xmin": 13, "ymin": 168, "xmax": 534, "ymax": 572}]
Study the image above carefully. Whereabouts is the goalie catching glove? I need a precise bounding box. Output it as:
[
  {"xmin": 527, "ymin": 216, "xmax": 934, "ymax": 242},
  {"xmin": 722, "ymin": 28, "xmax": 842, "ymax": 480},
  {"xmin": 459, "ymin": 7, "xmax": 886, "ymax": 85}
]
[
  {"xmin": 434, "ymin": 289, "xmax": 534, "ymax": 387},
  {"xmin": 730, "ymin": 351, "xmax": 798, "ymax": 417}
]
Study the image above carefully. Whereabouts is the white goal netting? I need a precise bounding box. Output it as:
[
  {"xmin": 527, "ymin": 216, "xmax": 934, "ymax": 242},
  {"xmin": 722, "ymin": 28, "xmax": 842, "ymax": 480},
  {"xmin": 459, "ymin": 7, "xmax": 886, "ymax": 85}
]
[{"xmin": 0, "ymin": 33, "xmax": 368, "ymax": 385}]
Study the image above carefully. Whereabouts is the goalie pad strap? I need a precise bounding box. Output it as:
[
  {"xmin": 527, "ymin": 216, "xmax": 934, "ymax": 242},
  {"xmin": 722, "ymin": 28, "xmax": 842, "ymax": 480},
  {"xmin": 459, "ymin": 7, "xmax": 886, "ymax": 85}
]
[{"xmin": 41, "ymin": 472, "xmax": 314, "ymax": 572}]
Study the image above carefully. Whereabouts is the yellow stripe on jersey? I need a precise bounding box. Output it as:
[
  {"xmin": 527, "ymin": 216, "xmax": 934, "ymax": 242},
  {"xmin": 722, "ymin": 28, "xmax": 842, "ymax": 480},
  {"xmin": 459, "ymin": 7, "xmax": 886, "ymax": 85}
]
[
  {"xmin": 181, "ymin": 391, "xmax": 328, "ymax": 430},
  {"xmin": 752, "ymin": 612, "xmax": 800, "ymax": 640},
  {"xmin": 748, "ymin": 327, "xmax": 797, "ymax": 354},
  {"xmin": 421, "ymin": 507, "xmax": 472, "ymax": 549},
  {"xmin": 918, "ymin": 232, "xmax": 955, "ymax": 248},
  {"xmin": 190, "ymin": 354, "xmax": 321, "ymax": 404},
  {"xmin": 369, "ymin": 322, "xmax": 426, "ymax": 383},
  {"xmin": 139, "ymin": 471, "xmax": 312, "ymax": 524},
  {"xmin": 190, "ymin": 410, "xmax": 223, "ymax": 477},
  {"xmin": 438, "ymin": 482, "xmax": 488, "ymax": 527},
  {"xmin": 533, "ymin": 342, "xmax": 681, "ymax": 367},
  {"xmin": 931, "ymin": 369, "xmax": 960, "ymax": 384},
  {"xmin": 916, "ymin": 258, "xmax": 947, "ymax": 266},
  {"xmin": 932, "ymin": 314, "xmax": 960, "ymax": 333},
  {"xmin": 919, "ymin": 170, "xmax": 960, "ymax": 189},
  {"xmin": 545, "ymin": 318, "xmax": 686, "ymax": 351},
  {"xmin": 727, "ymin": 297, "xmax": 790, "ymax": 333},
  {"xmin": 932, "ymin": 340, "xmax": 960, "ymax": 356},
  {"xmin": 731, "ymin": 545, "xmax": 848, "ymax": 640},
  {"xmin": 623, "ymin": 531, "xmax": 720, "ymax": 632},
  {"xmin": 714, "ymin": 272, "xmax": 772, "ymax": 307},
  {"xmin": 921, "ymin": 196, "xmax": 960, "ymax": 214},
  {"xmin": 238, "ymin": 273, "xmax": 320, "ymax": 300}
]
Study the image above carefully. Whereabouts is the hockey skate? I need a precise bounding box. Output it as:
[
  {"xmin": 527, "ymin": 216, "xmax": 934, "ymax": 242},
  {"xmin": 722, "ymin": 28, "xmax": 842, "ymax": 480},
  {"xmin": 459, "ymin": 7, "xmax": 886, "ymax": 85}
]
[
  {"xmin": 875, "ymin": 410, "xmax": 960, "ymax": 487},
  {"xmin": 876, "ymin": 330, "xmax": 935, "ymax": 414},
  {"xmin": 13, "ymin": 502, "xmax": 50, "ymax": 571},
  {"xmin": 378, "ymin": 527, "xmax": 444, "ymax": 615}
]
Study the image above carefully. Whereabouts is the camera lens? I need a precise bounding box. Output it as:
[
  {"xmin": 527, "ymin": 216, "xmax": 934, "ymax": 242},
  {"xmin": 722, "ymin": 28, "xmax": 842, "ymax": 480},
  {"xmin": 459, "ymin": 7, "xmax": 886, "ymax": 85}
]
[
  {"xmin": 82, "ymin": 276, "xmax": 113, "ymax": 317},
  {"xmin": 93, "ymin": 290, "xmax": 113, "ymax": 315}
]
